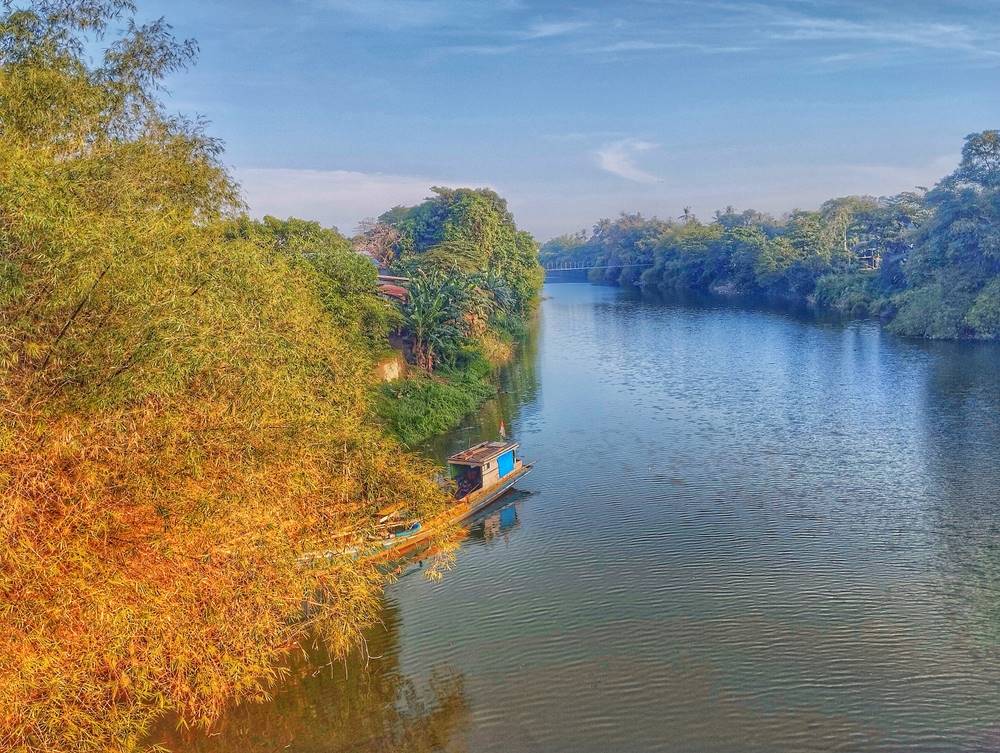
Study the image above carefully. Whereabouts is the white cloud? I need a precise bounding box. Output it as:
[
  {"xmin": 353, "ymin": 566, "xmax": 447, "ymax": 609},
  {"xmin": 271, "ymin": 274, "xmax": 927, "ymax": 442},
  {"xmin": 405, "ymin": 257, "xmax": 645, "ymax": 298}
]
[
  {"xmin": 520, "ymin": 20, "xmax": 591, "ymax": 39},
  {"xmin": 588, "ymin": 40, "xmax": 752, "ymax": 54},
  {"xmin": 767, "ymin": 13, "xmax": 1000, "ymax": 59},
  {"xmin": 234, "ymin": 168, "xmax": 491, "ymax": 234},
  {"xmin": 594, "ymin": 139, "xmax": 661, "ymax": 184}
]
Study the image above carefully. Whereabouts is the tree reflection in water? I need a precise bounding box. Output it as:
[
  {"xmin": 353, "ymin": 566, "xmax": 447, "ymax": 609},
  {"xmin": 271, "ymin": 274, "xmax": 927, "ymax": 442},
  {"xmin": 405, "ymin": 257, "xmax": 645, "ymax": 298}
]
[
  {"xmin": 919, "ymin": 342, "xmax": 1000, "ymax": 655},
  {"xmin": 149, "ymin": 601, "xmax": 468, "ymax": 753}
]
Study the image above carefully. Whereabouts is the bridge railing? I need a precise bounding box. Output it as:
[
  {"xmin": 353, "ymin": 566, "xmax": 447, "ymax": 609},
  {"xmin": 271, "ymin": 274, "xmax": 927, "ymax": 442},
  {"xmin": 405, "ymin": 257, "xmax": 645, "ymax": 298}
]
[{"xmin": 541, "ymin": 261, "xmax": 654, "ymax": 272}]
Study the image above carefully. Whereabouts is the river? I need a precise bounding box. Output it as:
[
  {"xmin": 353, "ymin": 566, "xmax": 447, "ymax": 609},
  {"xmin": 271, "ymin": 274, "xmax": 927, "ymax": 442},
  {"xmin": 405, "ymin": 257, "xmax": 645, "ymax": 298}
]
[{"xmin": 158, "ymin": 282, "xmax": 1000, "ymax": 752}]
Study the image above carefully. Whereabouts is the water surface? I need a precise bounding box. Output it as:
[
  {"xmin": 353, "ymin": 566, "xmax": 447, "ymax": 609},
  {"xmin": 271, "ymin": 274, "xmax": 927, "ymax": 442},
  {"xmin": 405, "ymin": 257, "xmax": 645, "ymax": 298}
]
[{"xmin": 161, "ymin": 283, "xmax": 1000, "ymax": 752}]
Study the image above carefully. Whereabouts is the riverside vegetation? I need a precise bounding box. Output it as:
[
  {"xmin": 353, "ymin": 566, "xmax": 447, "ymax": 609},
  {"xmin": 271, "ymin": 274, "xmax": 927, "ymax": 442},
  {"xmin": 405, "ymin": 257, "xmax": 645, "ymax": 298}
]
[
  {"xmin": 364, "ymin": 188, "xmax": 544, "ymax": 445},
  {"xmin": 541, "ymin": 132, "xmax": 1000, "ymax": 341},
  {"xmin": 0, "ymin": 2, "xmax": 539, "ymax": 751}
]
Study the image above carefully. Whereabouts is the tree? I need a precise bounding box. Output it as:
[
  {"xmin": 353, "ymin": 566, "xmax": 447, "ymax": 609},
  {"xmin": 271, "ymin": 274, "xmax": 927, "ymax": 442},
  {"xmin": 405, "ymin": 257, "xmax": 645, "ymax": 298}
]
[
  {"xmin": 403, "ymin": 269, "xmax": 476, "ymax": 371},
  {"xmin": 538, "ymin": 230, "xmax": 588, "ymax": 268},
  {"xmin": 950, "ymin": 130, "xmax": 1000, "ymax": 189},
  {"xmin": 381, "ymin": 186, "xmax": 543, "ymax": 326},
  {"xmin": 0, "ymin": 3, "xmax": 447, "ymax": 750},
  {"xmin": 892, "ymin": 150, "xmax": 1000, "ymax": 339}
]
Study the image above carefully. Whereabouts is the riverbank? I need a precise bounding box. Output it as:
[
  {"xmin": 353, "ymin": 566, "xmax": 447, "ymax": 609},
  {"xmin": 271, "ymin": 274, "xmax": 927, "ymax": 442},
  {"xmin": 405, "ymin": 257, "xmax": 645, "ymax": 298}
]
[
  {"xmin": 377, "ymin": 322, "xmax": 532, "ymax": 446},
  {"xmin": 377, "ymin": 346, "xmax": 499, "ymax": 446},
  {"xmin": 540, "ymin": 135, "xmax": 1000, "ymax": 342}
]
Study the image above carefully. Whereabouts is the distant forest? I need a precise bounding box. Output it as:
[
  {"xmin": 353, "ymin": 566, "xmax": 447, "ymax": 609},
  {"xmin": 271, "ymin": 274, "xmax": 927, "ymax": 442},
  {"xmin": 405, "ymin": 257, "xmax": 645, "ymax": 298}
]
[{"xmin": 541, "ymin": 131, "xmax": 1000, "ymax": 340}]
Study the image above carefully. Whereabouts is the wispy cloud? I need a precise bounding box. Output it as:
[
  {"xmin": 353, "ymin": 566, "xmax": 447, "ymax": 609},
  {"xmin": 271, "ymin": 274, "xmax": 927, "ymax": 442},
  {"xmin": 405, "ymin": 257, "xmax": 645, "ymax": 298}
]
[
  {"xmin": 588, "ymin": 39, "xmax": 752, "ymax": 54},
  {"xmin": 313, "ymin": 0, "xmax": 1000, "ymax": 66},
  {"xmin": 519, "ymin": 20, "xmax": 591, "ymax": 39},
  {"xmin": 660, "ymin": 1, "xmax": 1000, "ymax": 62},
  {"xmin": 595, "ymin": 139, "xmax": 661, "ymax": 184},
  {"xmin": 309, "ymin": 0, "xmax": 518, "ymax": 30},
  {"xmin": 235, "ymin": 168, "xmax": 491, "ymax": 233},
  {"xmin": 772, "ymin": 16, "xmax": 999, "ymax": 54},
  {"xmin": 433, "ymin": 44, "xmax": 518, "ymax": 57}
]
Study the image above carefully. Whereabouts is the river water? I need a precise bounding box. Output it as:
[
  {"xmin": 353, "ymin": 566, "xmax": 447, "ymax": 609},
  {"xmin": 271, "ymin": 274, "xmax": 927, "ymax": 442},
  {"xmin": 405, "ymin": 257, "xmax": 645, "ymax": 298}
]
[{"xmin": 160, "ymin": 283, "xmax": 1000, "ymax": 753}]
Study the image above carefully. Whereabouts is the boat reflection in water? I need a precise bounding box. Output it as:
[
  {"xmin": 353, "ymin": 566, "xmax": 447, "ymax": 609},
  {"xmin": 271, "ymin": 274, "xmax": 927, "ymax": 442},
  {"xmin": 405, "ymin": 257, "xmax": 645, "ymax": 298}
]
[{"xmin": 466, "ymin": 491, "xmax": 529, "ymax": 547}]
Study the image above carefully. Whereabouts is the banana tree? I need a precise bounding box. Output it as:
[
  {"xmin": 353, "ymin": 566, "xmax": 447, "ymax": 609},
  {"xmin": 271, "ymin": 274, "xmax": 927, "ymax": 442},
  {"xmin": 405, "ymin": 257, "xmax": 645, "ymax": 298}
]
[{"xmin": 404, "ymin": 269, "xmax": 474, "ymax": 371}]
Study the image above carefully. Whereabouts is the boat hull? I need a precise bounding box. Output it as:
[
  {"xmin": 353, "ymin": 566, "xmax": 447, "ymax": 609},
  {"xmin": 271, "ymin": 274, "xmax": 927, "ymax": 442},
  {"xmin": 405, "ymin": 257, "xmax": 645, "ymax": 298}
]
[{"xmin": 385, "ymin": 462, "xmax": 534, "ymax": 558}]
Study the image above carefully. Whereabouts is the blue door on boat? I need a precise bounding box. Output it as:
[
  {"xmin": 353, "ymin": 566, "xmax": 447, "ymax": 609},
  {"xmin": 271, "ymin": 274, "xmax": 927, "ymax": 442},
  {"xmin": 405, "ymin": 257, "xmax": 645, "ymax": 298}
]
[{"xmin": 497, "ymin": 450, "xmax": 515, "ymax": 478}]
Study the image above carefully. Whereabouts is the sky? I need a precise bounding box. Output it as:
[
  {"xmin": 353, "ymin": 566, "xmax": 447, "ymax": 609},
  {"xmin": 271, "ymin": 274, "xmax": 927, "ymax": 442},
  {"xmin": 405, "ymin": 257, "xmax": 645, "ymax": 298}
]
[{"xmin": 137, "ymin": 0, "xmax": 1000, "ymax": 240}]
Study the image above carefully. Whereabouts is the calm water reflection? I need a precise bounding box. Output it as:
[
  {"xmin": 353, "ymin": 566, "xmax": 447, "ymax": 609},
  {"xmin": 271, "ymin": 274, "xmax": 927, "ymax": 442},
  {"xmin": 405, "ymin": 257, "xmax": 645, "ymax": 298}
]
[{"xmin": 159, "ymin": 283, "xmax": 1000, "ymax": 753}]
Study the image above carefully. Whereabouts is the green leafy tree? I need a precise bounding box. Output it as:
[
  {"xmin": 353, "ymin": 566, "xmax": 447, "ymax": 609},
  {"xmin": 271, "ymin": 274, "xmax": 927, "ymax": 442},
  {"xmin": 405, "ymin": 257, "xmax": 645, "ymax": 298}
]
[
  {"xmin": 892, "ymin": 134, "xmax": 1000, "ymax": 339},
  {"xmin": 381, "ymin": 186, "xmax": 542, "ymax": 339},
  {"xmin": 404, "ymin": 269, "xmax": 476, "ymax": 371},
  {"xmin": 0, "ymin": 4, "xmax": 447, "ymax": 751}
]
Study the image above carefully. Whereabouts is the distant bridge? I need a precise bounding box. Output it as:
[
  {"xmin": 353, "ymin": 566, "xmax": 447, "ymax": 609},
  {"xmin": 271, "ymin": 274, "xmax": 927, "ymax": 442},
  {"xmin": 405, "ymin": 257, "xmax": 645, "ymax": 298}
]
[{"xmin": 542, "ymin": 262, "xmax": 654, "ymax": 273}]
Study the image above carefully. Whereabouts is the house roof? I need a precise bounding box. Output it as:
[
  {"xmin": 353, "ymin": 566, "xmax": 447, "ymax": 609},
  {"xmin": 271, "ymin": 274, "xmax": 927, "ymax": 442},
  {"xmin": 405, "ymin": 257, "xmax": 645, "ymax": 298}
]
[{"xmin": 377, "ymin": 282, "xmax": 408, "ymax": 302}]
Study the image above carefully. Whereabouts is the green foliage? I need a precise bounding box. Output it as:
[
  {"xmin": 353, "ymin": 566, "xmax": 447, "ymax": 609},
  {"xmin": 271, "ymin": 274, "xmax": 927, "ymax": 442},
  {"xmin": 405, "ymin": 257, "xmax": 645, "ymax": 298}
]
[
  {"xmin": 403, "ymin": 269, "xmax": 478, "ymax": 371},
  {"xmin": 966, "ymin": 278, "xmax": 1000, "ymax": 337},
  {"xmin": 950, "ymin": 130, "xmax": 1000, "ymax": 190},
  {"xmin": 540, "ymin": 213, "xmax": 669, "ymax": 286},
  {"xmin": 889, "ymin": 283, "xmax": 976, "ymax": 339},
  {"xmin": 382, "ymin": 187, "xmax": 543, "ymax": 322},
  {"xmin": 377, "ymin": 349, "xmax": 495, "ymax": 446},
  {"xmin": 538, "ymin": 229, "xmax": 588, "ymax": 266},
  {"xmin": 813, "ymin": 271, "xmax": 883, "ymax": 316},
  {"xmin": 890, "ymin": 132, "xmax": 1000, "ymax": 339},
  {"xmin": 541, "ymin": 133, "xmax": 1000, "ymax": 340},
  {"xmin": 0, "ymin": 3, "xmax": 449, "ymax": 751},
  {"xmin": 365, "ymin": 188, "xmax": 542, "ymax": 441},
  {"xmin": 641, "ymin": 221, "xmax": 726, "ymax": 290},
  {"xmin": 225, "ymin": 215, "xmax": 399, "ymax": 346}
]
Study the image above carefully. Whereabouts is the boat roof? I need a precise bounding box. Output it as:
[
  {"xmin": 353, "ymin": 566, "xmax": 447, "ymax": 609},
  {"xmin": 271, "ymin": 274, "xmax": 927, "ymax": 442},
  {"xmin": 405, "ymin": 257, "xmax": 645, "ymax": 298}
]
[{"xmin": 448, "ymin": 440, "xmax": 518, "ymax": 467}]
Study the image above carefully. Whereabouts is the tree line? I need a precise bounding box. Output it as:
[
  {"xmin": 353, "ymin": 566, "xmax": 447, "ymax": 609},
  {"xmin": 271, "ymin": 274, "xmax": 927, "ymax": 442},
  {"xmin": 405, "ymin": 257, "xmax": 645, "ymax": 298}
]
[{"xmin": 541, "ymin": 133, "xmax": 1000, "ymax": 340}]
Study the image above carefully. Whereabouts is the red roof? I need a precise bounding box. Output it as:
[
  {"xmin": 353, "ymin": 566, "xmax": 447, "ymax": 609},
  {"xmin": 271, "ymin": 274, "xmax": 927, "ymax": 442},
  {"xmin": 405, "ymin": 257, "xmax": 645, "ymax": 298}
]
[{"xmin": 377, "ymin": 283, "xmax": 408, "ymax": 302}]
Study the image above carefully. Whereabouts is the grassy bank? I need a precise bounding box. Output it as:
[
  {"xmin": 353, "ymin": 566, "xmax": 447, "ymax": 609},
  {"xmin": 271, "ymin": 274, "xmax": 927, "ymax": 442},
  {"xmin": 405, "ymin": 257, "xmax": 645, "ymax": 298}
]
[{"xmin": 377, "ymin": 346, "xmax": 500, "ymax": 446}]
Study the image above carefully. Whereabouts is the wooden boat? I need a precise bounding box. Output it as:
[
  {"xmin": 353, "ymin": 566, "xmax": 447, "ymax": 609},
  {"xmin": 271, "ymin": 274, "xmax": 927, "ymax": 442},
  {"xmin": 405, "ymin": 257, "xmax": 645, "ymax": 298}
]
[
  {"xmin": 299, "ymin": 440, "xmax": 533, "ymax": 565},
  {"xmin": 378, "ymin": 440, "xmax": 534, "ymax": 558},
  {"xmin": 372, "ymin": 506, "xmax": 424, "ymax": 547}
]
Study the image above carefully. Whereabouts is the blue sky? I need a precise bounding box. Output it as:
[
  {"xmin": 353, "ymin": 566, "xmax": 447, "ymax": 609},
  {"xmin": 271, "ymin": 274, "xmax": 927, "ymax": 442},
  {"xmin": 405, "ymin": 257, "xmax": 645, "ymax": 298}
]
[{"xmin": 138, "ymin": 0, "xmax": 1000, "ymax": 239}]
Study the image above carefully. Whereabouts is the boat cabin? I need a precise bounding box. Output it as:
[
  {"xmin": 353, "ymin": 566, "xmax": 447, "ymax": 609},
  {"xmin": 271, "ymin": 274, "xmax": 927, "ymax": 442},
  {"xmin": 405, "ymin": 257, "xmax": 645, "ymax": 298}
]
[{"xmin": 448, "ymin": 440, "xmax": 521, "ymax": 499}]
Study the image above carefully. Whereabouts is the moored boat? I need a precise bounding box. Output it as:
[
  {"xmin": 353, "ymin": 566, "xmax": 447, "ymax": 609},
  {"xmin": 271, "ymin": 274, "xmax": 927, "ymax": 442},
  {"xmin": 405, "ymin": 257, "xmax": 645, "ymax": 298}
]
[
  {"xmin": 373, "ymin": 506, "xmax": 423, "ymax": 547},
  {"xmin": 299, "ymin": 440, "xmax": 533, "ymax": 564},
  {"xmin": 378, "ymin": 440, "xmax": 534, "ymax": 557}
]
